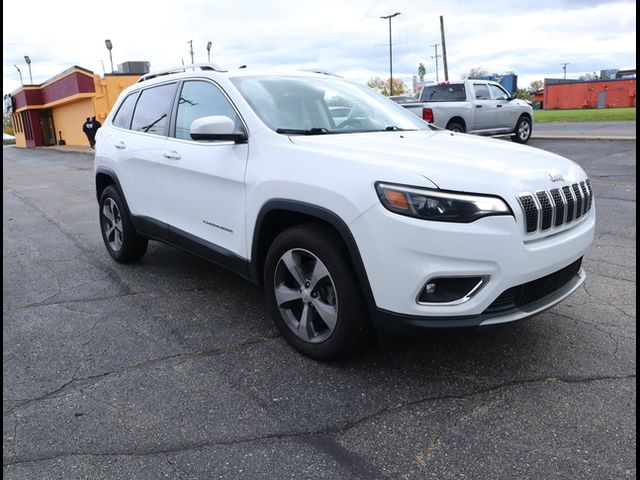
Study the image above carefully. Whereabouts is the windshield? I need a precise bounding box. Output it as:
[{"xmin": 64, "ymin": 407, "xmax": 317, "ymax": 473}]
[{"xmin": 230, "ymin": 75, "xmax": 430, "ymax": 134}]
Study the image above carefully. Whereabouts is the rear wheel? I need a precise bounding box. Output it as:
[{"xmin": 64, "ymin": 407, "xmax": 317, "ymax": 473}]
[
  {"xmin": 99, "ymin": 186, "xmax": 148, "ymax": 262},
  {"xmin": 512, "ymin": 116, "xmax": 532, "ymax": 143},
  {"xmin": 446, "ymin": 120, "xmax": 465, "ymax": 133},
  {"xmin": 264, "ymin": 223, "xmax": 369, "ymax": 360}
]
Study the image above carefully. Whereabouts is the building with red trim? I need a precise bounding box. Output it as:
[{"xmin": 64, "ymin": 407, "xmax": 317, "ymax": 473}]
[{"xmin": 7, "ymin": 66, "xmax": 141, "ymax": 148}]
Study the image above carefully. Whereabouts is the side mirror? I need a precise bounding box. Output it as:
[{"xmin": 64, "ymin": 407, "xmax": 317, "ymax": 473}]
[{"xmin": 190, "ymin": 116, "xmax": 248, "ymax": 143}]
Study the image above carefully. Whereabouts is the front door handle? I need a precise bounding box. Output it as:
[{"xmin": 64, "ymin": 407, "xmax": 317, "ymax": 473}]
[
  {"xmin": 163, "ymin": 151, "xmax": 181, "ymax": 160},
  {"xmin": 476, "ymin": 105, "xmax": 483, "ymax": 108},
  {"xmin": 497, "ymin": 104, "xmax": 503, "ymax": 108},
  {"xmin": 114, "ymin": 141, "xmax": 126, "ymax": 149}
]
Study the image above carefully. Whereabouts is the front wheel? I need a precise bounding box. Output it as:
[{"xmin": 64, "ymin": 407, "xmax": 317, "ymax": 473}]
[
  {"xmin": 512, "ymin": 116, "xmax": 532, "ymax": 143},
  {"xmin": 263, "ymin": 224, "xmax": 369, "ymax": 360}
]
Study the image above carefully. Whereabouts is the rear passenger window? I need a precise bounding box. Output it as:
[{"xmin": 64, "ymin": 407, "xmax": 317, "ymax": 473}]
[
  {"xmin": 112, "ymin": 93, "xmax": 138, "ymax": 129},
  {"xmin": 174, "ymin": 81, "xmax": 240, "ymax": 141},
  {"xmin": 473, "ymin": 84, "xmax": 491, "ymax": 100},
  {"xmin": 131, "ymin": 83, "xmax": 177, "ymax": 135}
]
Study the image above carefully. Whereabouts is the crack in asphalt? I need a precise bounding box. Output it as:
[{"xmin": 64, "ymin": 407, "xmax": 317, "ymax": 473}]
[
  {"xmin": 3, "ymin": 374, "xmax": 635, "ymax": 468},
  {"xmin": 582, "ymin": 284, "xmax": 636, "ymax": 319},
  {"xmin": 3, "ymin": 335, "xmax": 281, "ymax": 415},
  {"xmin": 4, "ymin": 188, "xmax": 134, "ymax": 296}
]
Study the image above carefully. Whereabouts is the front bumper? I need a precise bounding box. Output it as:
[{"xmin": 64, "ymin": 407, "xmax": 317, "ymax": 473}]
[{"xmin": 349, "ymin": 203, "xmax": 595, "ymax": 331}]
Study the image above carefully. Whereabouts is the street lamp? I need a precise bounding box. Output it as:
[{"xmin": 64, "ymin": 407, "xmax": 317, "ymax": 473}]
[
  {"xmin": 380, "ymin": 12, "xmax": 401, "ymax": 96},
  {"xmin": 24, "ymin": 56, "xmax": 33, "ymax": 84},
  {"xmin": 105, "ymin": 39, "xmax": 114, "ymax": 73},
  {"xmin": 207, "ymin": 41, "xmax": 212, "ymax": 62},
  {"xmin": 13, "ymin": 65, "xmax": 23, "ymax": 86}
]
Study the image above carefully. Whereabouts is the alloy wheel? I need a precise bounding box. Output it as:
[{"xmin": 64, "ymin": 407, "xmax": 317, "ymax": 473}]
[{"xmin": 273, "ymin": 248, "xmax": 338, "ymax": 343}]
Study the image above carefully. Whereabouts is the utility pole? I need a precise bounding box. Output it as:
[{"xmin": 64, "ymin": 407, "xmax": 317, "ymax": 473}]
[
  {"xmin": 380, "ymin": 12, "xmax": 401, "ymax": 96},
  {"xmin": 561, "ymin": 62, "xmax": 570, "ymax": 80},
  {"xmin": 439, "ymin": 16, "xmax": 449, "ymax": 81},
  {"xmin": 430, "ymin": 44, "xmax": 441, "ymax": 82},
  {"xmin": 207, "ymin": 41, "xmax": 212, "ymax": 62},
  {"xmin": 188, "ymin": 40, "xmax": 194, "ymax": 64}
]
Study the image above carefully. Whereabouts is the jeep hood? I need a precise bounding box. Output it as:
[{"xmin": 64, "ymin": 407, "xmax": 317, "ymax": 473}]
[{"xmin": 289, "ymin": 130, "xmax": 586, "ymax": 194}]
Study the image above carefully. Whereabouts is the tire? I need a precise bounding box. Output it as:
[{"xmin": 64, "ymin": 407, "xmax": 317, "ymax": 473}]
[
  {"xmin": 263, "ymin": 223, "xmax": 370, "ymax": 360},
  {"xmin": 446, "ymin": 120, "xmax": 465, "ymax": 133},
  {"xmin": 99, "ymin": 185, "xmax": 148, "ymax": 262},
  {"xmin": 512, "ymin": 115, "xmax": 532, "ymax": 144}
]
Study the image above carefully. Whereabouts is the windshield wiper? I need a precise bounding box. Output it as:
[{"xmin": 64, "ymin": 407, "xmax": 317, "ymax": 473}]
[
  {"xmin": 276, "ymin": 128, "xmax": 330, "ymax": 135},
  {"xmin": 384, "ymin": 126, "xmax": 418, "ymax": 132}
]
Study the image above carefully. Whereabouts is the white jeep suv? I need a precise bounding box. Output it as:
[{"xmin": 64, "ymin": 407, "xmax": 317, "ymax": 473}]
[{"xmin": 94, "ymin": 65, "xmax": 595, "ymax": 360}]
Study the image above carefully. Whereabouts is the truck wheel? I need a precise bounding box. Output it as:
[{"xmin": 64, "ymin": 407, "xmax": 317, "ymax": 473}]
[
  {"xmin": 446, "ymin": 120, "xmax": 465, "ymax": 133},
  {"xmin": 263, "ymin": 223, "xmax": 369, "ymax": 360},
  {"xmin": 512, "ymin": 116, "xmax": 532, "ymax": 144},
  {"xmin": 99, "ymin": 186, "xmax": 148, "ymax": 262}
]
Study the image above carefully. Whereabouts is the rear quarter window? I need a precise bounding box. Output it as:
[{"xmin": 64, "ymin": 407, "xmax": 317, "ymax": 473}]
[{"xmin": 112, "ymin": 93, "xmax": 138, "ymax": 129}]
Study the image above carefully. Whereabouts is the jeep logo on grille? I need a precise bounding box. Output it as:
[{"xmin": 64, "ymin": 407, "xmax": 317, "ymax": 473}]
[{"xmin": 548, "ymin": 173, "xmax": 565, "ymax": 182}]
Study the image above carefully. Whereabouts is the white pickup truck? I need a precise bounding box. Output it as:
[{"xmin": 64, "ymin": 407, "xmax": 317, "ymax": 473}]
[{"xmin": 399, "ymin": 80, "xmax": 534, "ymax": 143}]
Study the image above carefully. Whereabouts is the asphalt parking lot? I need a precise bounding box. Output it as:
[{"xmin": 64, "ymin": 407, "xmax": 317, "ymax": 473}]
[{"xmin": 3, "ymin": 139, "xmax": 636, "ymax": 479}]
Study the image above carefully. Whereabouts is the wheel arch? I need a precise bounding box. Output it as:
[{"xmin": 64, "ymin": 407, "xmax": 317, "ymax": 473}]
[
  {"xmin": 446, "ymin": 116, "xmax": 467, "ymax": 132},
  {"xmin": 95, "ymin": 167, "xmax": 134, "ymax": 217},
  {"xmin": 250, "ymin": 200, "xmax": 378, "ymax": 316}
]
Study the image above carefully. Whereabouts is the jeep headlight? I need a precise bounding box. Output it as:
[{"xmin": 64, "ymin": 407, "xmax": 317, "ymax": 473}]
[{"xmin": 375, "ymin": 182, "xmax": 513, "ymax": 223}]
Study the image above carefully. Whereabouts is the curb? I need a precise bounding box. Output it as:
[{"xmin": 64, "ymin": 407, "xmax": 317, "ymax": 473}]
[{"xmin": 531, "ymin": 135, "xmax": 636, "ymax": 141}]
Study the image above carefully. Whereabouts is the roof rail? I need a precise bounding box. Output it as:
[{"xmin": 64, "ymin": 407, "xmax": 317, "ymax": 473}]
[
  {"xmin": 298, "ymin": 69, "xmax": 342, "ymax": 78},
  {"xmin": 137, "ymin": 63, "xmax": 228, "ymax": 83}
]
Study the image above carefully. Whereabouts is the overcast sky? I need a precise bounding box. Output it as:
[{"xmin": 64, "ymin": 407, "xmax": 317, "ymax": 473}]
[{"xmin": 2, "ymin": 0, "xmax": 636, "ymax": 95}]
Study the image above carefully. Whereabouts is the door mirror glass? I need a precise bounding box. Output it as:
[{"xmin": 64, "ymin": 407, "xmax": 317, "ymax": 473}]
[{"xmin": 190, "ymin": 115, "xmax": 247, "ymax": 143}]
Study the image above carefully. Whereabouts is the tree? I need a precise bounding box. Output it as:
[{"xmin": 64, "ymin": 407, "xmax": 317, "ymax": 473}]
[
  {"xmin": 462, "ymin": 67, "xmax": 488, "ymax": 79},
  {"xmin": 366, "ymin": 76, "xmax": 408, "ymax": 96},
  {"xmin": 578, "ymin": 72, "xmax": 599, "ymax": 81},
  {"xmin": 528, "ymin": 80, "xmax": 543, "ymax": 93}
]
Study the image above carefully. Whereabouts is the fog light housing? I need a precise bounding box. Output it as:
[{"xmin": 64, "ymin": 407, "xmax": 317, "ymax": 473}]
[{"xmin": 417, "ymin": 276, "xmax": 487, "ymax": 304}]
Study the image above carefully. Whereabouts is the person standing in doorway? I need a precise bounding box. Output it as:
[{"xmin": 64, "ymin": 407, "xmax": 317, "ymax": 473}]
[{"xmin": 82, "ymin": 117, "xmax": 96, "ymax": 149}]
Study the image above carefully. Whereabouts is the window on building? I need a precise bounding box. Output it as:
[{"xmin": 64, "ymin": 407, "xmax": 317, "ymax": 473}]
[
  {"xmin": 174, "ymin": 81, "xmax": 240, "ymax": 141},
  {"xmin": 131, "ymin": 83, "xmax": 177, "ymax": 135},
  {"xmin": 112, "ymin": 93, "xmax": 138, "ymax": 130}
]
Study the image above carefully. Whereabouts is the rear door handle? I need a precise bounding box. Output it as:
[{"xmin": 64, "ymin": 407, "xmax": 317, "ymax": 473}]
[
  {"xmin": 114, "ymin": 141, "xmax": 126, "ymax": 149},
  {"xmin": 476, "ymin": 105, "xmax": 482, "ymax": 108},
  {"xmin": 163, "ymin": 151, "xmax": 181, "ymax": 160}
]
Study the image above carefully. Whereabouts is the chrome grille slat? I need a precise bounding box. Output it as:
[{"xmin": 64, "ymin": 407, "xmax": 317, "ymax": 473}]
[{"xmin": 518, "ymin": 179, "xmax": 592, "ymax": 234}]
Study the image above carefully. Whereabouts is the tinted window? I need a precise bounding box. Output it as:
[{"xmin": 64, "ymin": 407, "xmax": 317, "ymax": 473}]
[
  {"xmin": 174, "ymin": 81, "xmax": 240, "ymax": 140},
  {"xmin": 112, "ymin": 93, "xmax": 138, "ymax": 129},
  {"xmin": 419, "ymin": 84, "xmax": 466, "ymax": 102},
  {"xmin": 131, "ymin": 83, "xmax": 177, "ymax": 135},
  {"xmin": 473, "ymin": 84, "xmax": 491, "ymax": 100},
  {"xmin": 489, "ymin": 84, "xmax": 509, "ymax": 100}
]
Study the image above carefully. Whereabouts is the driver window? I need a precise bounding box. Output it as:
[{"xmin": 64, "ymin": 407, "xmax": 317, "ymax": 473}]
[
  {"xmin": 488, "ymin": 84, "xmax": 509, "ymax": 101},
  {"xmin": 174, "ymin": 81, "xmax": 240, "ymax": 141}
]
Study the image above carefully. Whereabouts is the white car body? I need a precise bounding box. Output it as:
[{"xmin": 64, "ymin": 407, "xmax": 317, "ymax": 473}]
[{"xmin": 95, "ymin": 66, "xmax": 594, "ymax": 340}]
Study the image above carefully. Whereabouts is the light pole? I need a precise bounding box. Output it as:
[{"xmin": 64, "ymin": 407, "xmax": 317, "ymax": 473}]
[
  {"xmin": 561, "ymin": 62, "xmax": 570, "ymax": 80},
  {"xmin": 380, "ymin": 12, "xmax": 401, "ymax": 96},
  {"xmin": 105, "ymin": 39, "xmax": 114, "ymax": 72},
  {"xmin": 188, "ymin": 40, "xmax": 194, "ymax": 64},
  {"xmin": 14, "ymin": 65, "xmax": 23, "ymax": 86},
  {"xmin": 24, "ymin": 56, "xmax": 33, "ymax": 84},
  {"xmin": 207, "ymin": 41, "xmax": 212, "ymax": 62},
  {"xmin": 430, "ymin": 44, "xmax": 441, "ymax": 82}
]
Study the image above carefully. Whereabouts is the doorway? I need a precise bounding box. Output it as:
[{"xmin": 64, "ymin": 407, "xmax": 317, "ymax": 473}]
[{"xmin": 39, "ymin": 109, "xmax": 56, "ymax": 146}]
